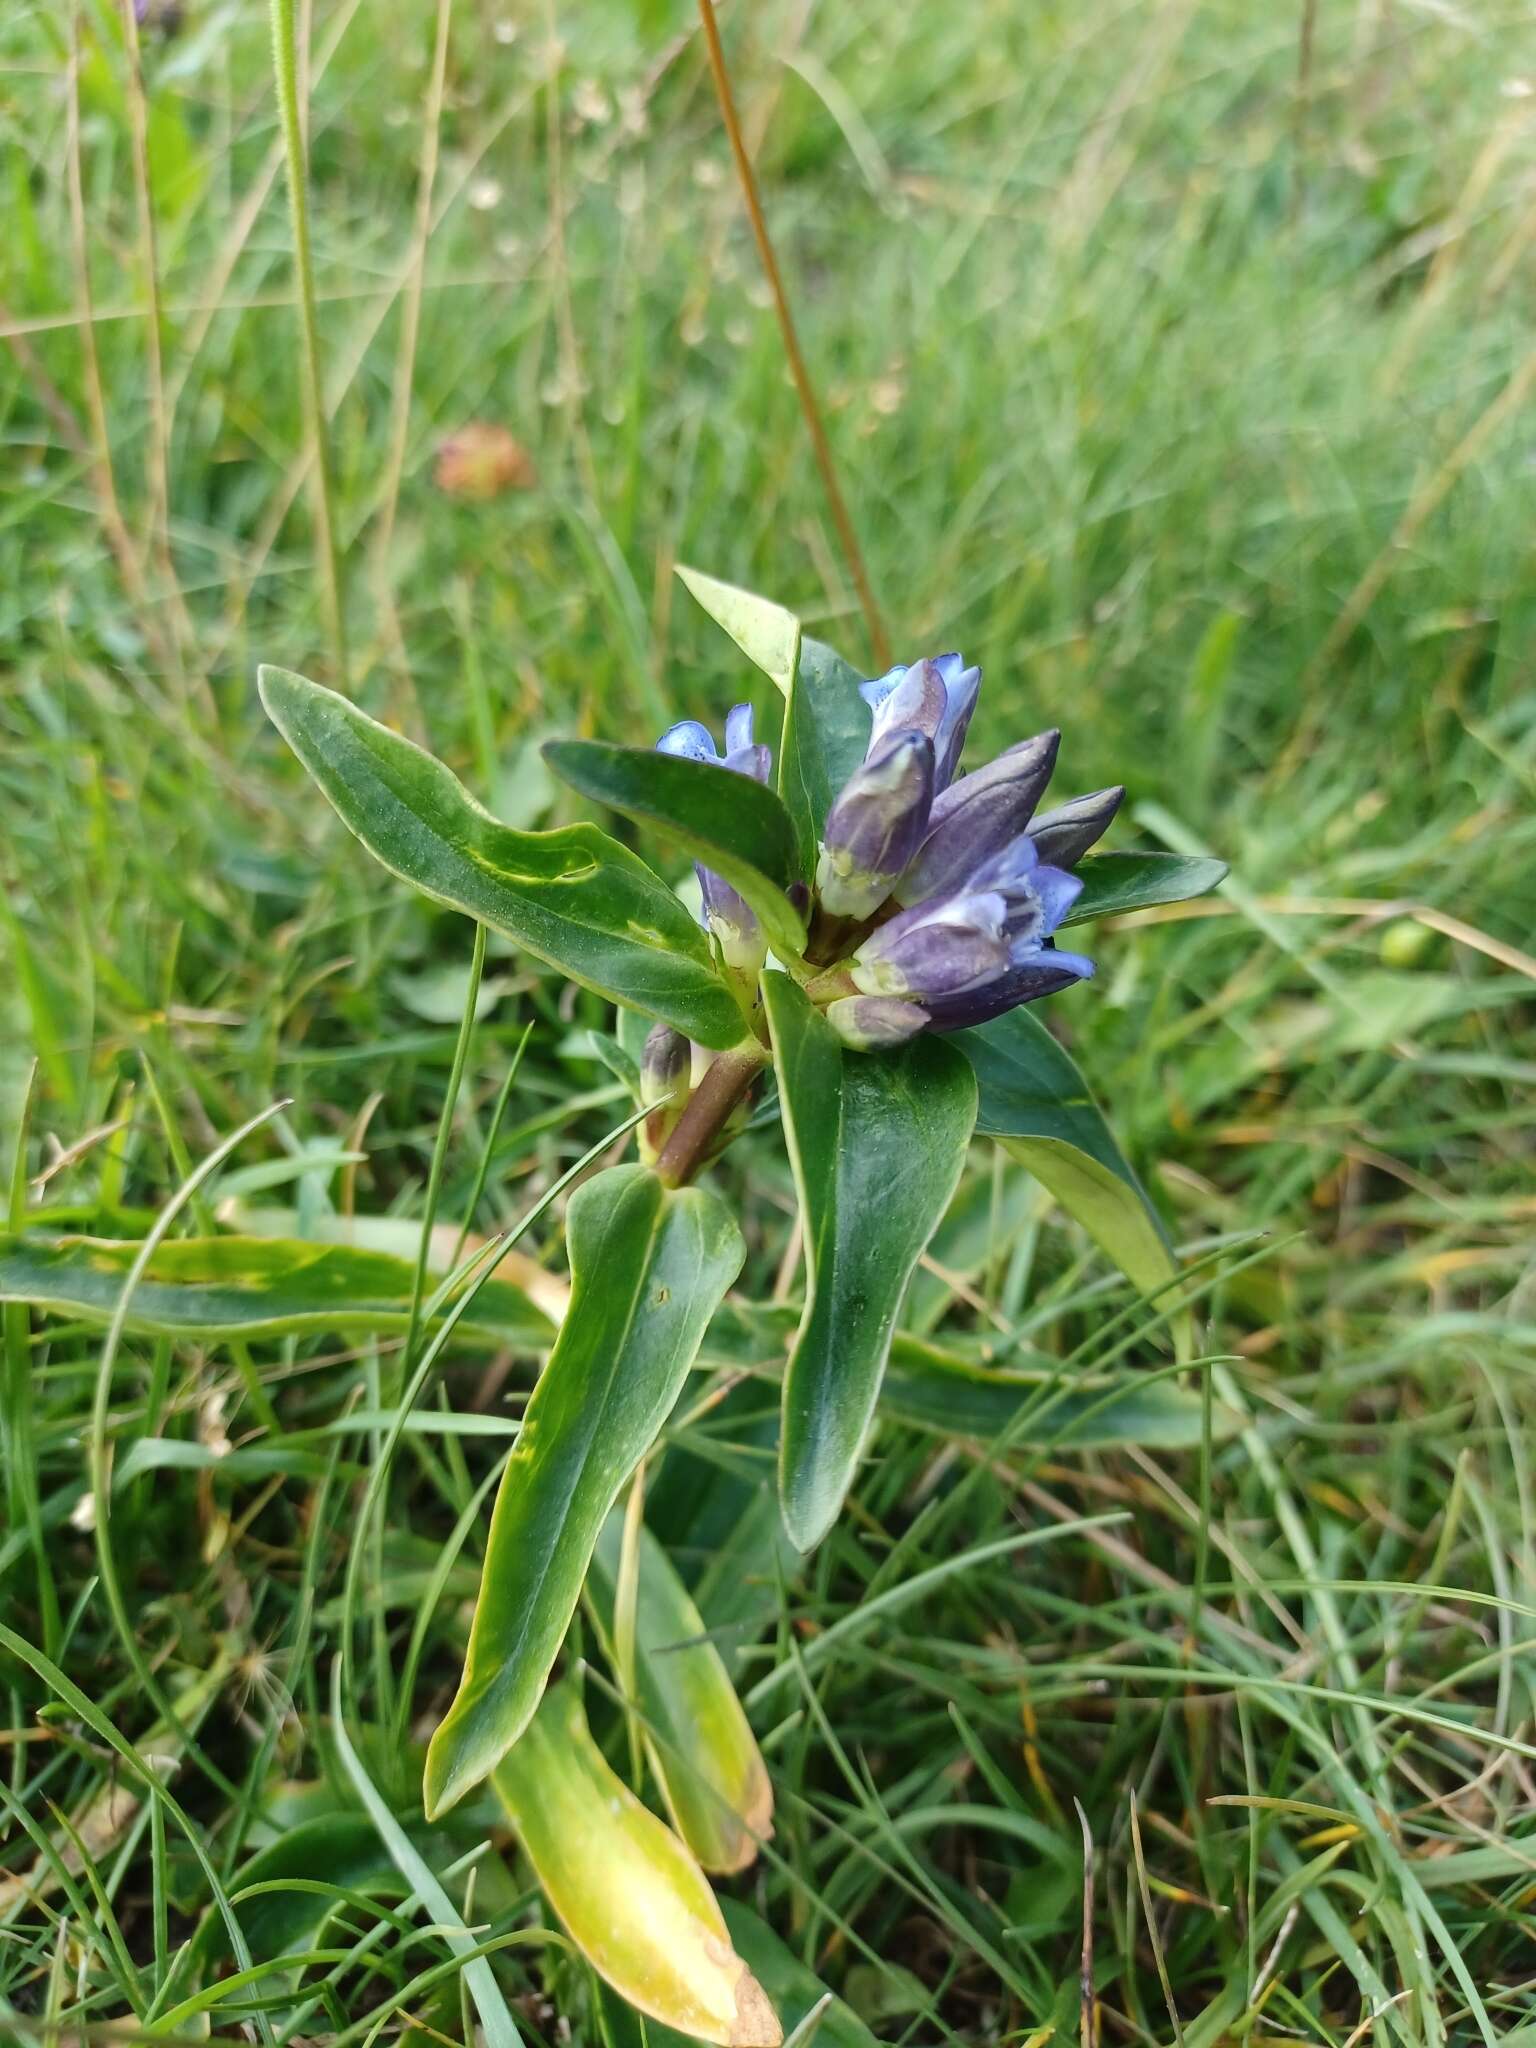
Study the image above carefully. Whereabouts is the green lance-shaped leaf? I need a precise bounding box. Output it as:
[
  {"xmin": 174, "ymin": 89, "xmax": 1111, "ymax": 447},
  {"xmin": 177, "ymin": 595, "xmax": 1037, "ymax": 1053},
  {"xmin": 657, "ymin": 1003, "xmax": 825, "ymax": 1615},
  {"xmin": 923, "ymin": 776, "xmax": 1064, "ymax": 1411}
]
[
  {"xmin": 953, "ymin": 1007, "xmax": 1191, "ymax": 1355},
  {"xmin": 493, "ymin": 1683, "xmax": 782, "ymax": 2048},
  {"xmin": 763, "ymin": 974, "xmax": 977, "ymax": 1552},
  {"xmin": 880, "ymin": 1335, "xmax": 1238, "ymax": 1447},
  {"xmin": 698, "ymin": 1307, "xmax": 1228, "ymax": 1450},
  {"xmin": 0, "ymin": 1233, "xmax": 554, "ymax": 1347},
  {"xmin": 424, "ymin": 1164, "xmax": 744, "ymax": 1819},
  {"xmin": 676, "ymin": 565, "xmax": 801, "ymax": 699},
  {"xmin": 778, "ymin": 636, "xmax": 873, "ymax": 877},
  {"xmin": 543, "ymin": 741, "xmax": 808, "ymax": 961},
  {"xmin": 1061, "ymin": 849, "xmax": 1228, "ymax": 926},
  {"xmin": 587, "ymin": 1510, "xmax": 773, "ymax": 1874},
  {"xmin": 257, "ymin": 667, "xmax": 745, "ymax": 1050}
]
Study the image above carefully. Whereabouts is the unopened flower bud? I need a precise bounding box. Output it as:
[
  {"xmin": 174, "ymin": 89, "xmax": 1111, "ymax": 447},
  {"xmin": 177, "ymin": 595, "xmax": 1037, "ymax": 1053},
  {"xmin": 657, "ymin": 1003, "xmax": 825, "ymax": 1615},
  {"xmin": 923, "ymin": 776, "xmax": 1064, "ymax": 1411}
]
[
  {"xmin": 1026, "ymin": 786, "xmax": 1124, "ymax": 868},
  {"xmin": 816, "ymin": 732, "xmax": 934, "ymax": 920},
  {"xmin": 896, "ymin": 730, "xmax": 1060, "ymax": 907},
  {"xmin": 640, "ymin": 1024, "xmax": 690, "ymax": 1161},
  {"xmin": 824, "ymin": 995, "xmax": 930, "ymax": 1050},
  {"xmin": 656, "ymin": 704, "xmax": 772, "ymax": 975}
]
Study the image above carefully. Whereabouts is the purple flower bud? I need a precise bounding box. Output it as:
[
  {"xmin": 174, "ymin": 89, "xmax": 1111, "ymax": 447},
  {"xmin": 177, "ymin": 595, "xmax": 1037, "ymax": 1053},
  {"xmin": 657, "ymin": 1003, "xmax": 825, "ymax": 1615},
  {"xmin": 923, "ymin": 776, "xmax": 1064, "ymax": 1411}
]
[
  {"xmin": 656, "ymin": 703, "xmax": 771, "ymax": 971},
  {"xmin": 851, "ymin": 892, "xmax": 1011, "ymax": 1003},
  {"xmin": 896, "ymin": 730, "xmax": 1060, "ymax": 907},
  {"xmin": 824, "ymin": 995, "xmax": 930, "ymax": 1050},
  {"xmin": 816, "ymin": 732, "xmax": 934, "ymax": 920},
  {"xmin": 641, "ymin": 1022, "xmax": 689, "ymax": 1101},
  {"xmin": 922, "ymin": 949, "xmax": 1095, "ymax": 1031},
  {"xmin": 860, "ymin": 653, "xmax": 980, "ymax": 791},
  {"xmin": 640, "ymin": 1023, "xmax": 690, "ymax": 1158},
  {"xmin": 1026, "ymin": 786, "xmax": 1125, "ymax": 868}
]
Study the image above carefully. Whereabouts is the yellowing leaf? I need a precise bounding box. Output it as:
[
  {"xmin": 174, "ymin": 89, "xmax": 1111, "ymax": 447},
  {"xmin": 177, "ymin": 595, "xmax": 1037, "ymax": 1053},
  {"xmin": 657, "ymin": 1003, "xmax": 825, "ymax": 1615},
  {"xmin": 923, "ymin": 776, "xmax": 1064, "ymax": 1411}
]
[
  {"xmin": 676, "ymin": 567, "xmax": 801, "ymax": 699},
  {"xmin": 587, "ymin": 1511, "xmax": 773, "ymax": 1874},
  {"xmin": 494, "ymin": 1685, "xmax": 781, "ymax": 2047}
]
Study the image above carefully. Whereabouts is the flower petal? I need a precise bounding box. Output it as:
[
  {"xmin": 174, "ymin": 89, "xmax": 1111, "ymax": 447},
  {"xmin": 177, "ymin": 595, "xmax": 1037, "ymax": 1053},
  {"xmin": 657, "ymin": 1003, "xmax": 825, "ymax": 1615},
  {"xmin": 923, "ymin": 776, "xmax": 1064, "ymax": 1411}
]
[
  {"xmin": 723, "ymin": 703, "xmax": 756, "ymax": 754},
  {"xmin": 657, "ymin": 720, "xmax": 720, "ymax": 763}
]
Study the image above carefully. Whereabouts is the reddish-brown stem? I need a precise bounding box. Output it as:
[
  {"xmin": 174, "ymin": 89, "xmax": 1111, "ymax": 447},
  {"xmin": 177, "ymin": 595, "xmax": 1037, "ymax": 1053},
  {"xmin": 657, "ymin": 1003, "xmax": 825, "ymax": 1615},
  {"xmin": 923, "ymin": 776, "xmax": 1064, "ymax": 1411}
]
[
  {"xmin": 695, "ymin": 0, "xmax": 890, "ymax": 670},
  {"xmin": 653, "ymin": 1045, "xmax": 767, "ymax": 1188}
]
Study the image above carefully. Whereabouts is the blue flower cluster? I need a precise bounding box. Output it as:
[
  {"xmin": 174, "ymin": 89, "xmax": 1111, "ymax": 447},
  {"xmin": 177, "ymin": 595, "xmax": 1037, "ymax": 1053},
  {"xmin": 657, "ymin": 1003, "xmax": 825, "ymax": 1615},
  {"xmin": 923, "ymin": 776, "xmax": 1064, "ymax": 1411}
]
[{"xmin": 658, "ymin": 653, "xmax": 1122, "ymax": 1048}]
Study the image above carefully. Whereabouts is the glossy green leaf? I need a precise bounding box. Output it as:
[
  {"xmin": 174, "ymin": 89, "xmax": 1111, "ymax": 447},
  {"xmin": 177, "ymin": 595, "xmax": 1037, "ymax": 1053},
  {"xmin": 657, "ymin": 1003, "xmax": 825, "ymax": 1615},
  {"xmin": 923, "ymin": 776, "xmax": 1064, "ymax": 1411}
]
[
  {"xmin": 587, "ymin": 1510, "xmax": 773, "ymax": 1874},
  {"xmin": 258, "ymin": 667, "xmax": 744, "ymax": 1050},
  {"xmin": 764, "ymin": 975, "xmax": 977, "ymax": 1551},
  {"xmin": 953, "ymin": 1008, "xmax": 1190, "ymax": 1354},
  {"xmin": 699, "ymin": 1305, "xmax": 1224, "ymax": 1449},
  {"xmin": 424, "ymin": 1165, "xmax": 744, "ymax": 1818},
  {"xmin": 492, "ymin": 1683, "xmax": 781, "ymax": 2047},
  {"xmin": 718, "ymin": 1901, "xmax": 881, "ymax": 2048},
  {"xmin": 677, "ymin": 566, "xmax": 801, "ymax": 698},
  {"xmin": 881, "ymin": 1335, "xmax": 1236, "ymax": 1446},
  {"xmin": 1062, "ymin": 850, "xmax": 1228, "ymax": 925},
  {"xmin": 0, "ymin": 1233, "xmax": 555, "ymax": 1347},
  {"xmin": 543, "ymin": 740, "xmax": 808, "ymax": 959},
  {"xmin": 777, "ymin": 636, "xmax": 872, "ymax": 875}
]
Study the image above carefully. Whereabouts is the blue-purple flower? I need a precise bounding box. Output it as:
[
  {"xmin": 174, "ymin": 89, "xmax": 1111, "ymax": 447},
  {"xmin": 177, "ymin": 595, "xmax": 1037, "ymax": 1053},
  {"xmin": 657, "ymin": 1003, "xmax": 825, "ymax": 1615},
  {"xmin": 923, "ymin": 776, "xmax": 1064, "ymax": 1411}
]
[
  {"xmin": 861, "ymin": 654, "xmax": 980, "ymax": 792},
  {"xmin": 656, "ymin": 705, "xmax": 771, "ymax": 973},
  {"xmin": 821, "ymin": 651, "xmax": 1122, "ymax": 1048},
  {"xmin": 656, "ymin": 648, "xmax": 1121, "ymax": 1051}
]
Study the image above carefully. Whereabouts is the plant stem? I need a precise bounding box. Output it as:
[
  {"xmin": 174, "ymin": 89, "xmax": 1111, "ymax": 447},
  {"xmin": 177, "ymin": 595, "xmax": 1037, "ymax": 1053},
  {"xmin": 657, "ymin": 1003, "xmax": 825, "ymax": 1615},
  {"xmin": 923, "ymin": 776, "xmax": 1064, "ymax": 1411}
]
[
  {"xmin": 695, "ymin": 0, "xmax": 889, "ymax": 669},
  {"xmin": 270, "ymin": 0, "xmax": 348, "ymax": 682},
  {"xmin": 653, "ymin": 1044, "xmax": 767, "ymax": 1188}
]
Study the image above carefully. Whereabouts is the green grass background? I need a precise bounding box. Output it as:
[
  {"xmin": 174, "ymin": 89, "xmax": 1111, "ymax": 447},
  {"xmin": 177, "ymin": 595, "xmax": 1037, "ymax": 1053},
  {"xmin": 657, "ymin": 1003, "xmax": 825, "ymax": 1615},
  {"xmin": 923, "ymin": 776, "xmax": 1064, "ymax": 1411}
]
[{"xmin": 2, "ymin": 0, "xmax": 1536, "ymax": 2038}]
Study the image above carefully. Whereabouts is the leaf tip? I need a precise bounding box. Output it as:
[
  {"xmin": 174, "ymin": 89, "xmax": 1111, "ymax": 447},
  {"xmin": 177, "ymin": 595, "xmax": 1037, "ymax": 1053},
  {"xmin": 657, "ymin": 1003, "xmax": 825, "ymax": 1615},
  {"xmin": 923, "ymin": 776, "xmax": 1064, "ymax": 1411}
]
[
  {"xmin": 421, "ymin": 1729, "xmax": 468, "ymax": 1824},
  {"xmin": 777, "ymin": 1473, "xmax": 838, "ymax": 1558},
  {"xmin": 256, "ymin": 663, "xmax": 324, "ymax": 733},
  {"xmin": 729, "ymin": 1963, "xmax": 782, "ymax": 2048}
]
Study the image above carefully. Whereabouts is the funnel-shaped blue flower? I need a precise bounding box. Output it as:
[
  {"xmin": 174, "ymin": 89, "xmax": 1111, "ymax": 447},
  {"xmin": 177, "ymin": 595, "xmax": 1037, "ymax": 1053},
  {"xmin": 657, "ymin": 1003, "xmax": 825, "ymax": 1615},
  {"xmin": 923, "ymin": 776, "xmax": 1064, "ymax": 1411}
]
[
  {"xmin": 846, "ymin": 826, "xmax": 1093, "ymax": 1037},
  {"xmin": 656, "ymin": 704, "xmax": 771, "ymax": 972},
  {"xmin": 861, "ymin": 653, "xmax": 980, "ymax": 791},
  {"xmin": 808, "ymin": 649, "xmax": 1126, "ymax": 1045}
]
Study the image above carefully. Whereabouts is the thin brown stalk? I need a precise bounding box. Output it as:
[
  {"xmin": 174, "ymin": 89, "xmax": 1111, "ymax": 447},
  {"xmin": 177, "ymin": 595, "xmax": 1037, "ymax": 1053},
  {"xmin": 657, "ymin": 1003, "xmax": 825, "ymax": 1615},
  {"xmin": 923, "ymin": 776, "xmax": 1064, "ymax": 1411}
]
[
  {"xmin": 695, "ymin": 0, "xmax": 889, "ymax": 669},
  {"xmin": 374, "ymin": 0, "xmax": 455, "ymax": 586},
  {"xmin": 117, "ymin": 0, "xmax": 198, "ymax": 696},
  {"xmin": 1074, "ymin": 1797, "xmax": 1096, "ymax": 2048},
  {"xmin": 542, "ymin": 0, "xmax": 602, "ymax": 510},
  {"xmin": 1129, "ymin": 1792, "xmax": 1184, "ymax": 2047},
  {"xmin": 63, "ymin": 22, "xmax": 163, "ymax": 658}
]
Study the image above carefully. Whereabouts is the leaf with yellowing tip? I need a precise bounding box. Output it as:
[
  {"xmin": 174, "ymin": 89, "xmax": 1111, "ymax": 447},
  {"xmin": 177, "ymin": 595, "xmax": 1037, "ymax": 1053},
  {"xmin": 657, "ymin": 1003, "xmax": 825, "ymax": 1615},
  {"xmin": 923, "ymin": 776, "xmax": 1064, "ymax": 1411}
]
[
  {"xmin": 493, "ymin": 1683, "xmax": 782, "ymax": 2048},
  {"xmin": 587, "ymin": 1509, "xmax": 773, "ymax": 1875},
  {"xmin": 424, "ymin": 1164, "xmax": 744, "ymax": 1819},
  {"xmin": 677, "ymin": 566, "xmax": 801, "ymax": 699}
]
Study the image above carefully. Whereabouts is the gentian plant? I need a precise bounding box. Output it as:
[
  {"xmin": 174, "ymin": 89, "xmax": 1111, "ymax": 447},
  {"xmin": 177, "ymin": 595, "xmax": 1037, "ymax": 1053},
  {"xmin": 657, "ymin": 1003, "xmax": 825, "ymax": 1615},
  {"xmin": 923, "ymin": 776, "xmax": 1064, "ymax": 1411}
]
[{"xmin": 256, "ymin": 567, "xmax": 1225, "ymax": 2040}]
